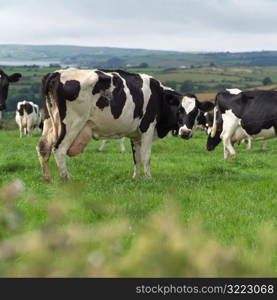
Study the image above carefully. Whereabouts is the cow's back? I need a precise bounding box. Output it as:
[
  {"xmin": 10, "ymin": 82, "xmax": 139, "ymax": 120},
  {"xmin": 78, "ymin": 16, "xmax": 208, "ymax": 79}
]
[{"xmin": 52, "ymin": 68, "xmax": 158, "ymax": 140}]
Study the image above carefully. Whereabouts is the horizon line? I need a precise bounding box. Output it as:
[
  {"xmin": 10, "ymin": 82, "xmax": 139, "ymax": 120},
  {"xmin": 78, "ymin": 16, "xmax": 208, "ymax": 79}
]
[{"xmin": 0, "ymin": 43, "xmax": 276, "ymax": 54}]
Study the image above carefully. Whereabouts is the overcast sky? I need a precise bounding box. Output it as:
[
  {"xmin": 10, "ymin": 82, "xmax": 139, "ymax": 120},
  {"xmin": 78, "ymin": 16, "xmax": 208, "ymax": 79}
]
[{"xmin": 1, "ymin": 0, "xmax": 277, "ymax": 52}]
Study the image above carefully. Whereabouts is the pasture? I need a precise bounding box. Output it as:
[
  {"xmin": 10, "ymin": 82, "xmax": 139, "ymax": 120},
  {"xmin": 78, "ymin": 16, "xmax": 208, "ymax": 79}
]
[
  {"xmin": 3, "ymin": 65, "xmax": 277, "ymax": 112},
  {"xmin": 0, "ymin": 127, "xmax": 276, "ymax": 276}
]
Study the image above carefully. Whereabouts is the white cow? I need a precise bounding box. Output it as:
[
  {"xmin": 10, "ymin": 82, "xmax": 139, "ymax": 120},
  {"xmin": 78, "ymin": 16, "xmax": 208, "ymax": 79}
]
[{"xmin": 15, "ymin": 100, "xmax": 41, "ymax": 137}]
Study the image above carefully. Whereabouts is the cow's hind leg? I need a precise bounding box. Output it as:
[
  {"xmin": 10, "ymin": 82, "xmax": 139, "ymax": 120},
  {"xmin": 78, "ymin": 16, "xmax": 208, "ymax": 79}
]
[
  {"xmin": 53, "ymin": 148, "xmax": 68, "ymax": 182},
  {"xmin": 54, "ymin": 120, "xmax": 93, "ymax": 181},
  {"xmin": 141, "ymin": 130, "xmax": 154, "ymax": 179},
  {"xmin": 221, "ymin": 112, "xmax": 238, "ymax": 160},
  {"xmin": 131, "ymin": 139, "xmax": 141, "ymax": 179},
  {"xmin": 19, "ymin": 125, "xmax": 24, "ymax": 138},
  {"xmin": 245, "ymin": 137, "xmax": 252, "ymax": 152},
  {"xmin": 36, "ymin": 119, "xmax": 54, "ymax": 182}
]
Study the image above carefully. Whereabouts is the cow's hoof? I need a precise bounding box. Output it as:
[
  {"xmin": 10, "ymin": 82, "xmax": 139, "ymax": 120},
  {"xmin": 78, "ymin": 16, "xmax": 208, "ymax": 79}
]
[
  {"xmin": 60, "ymin": 175, "xmax": 69, "ymax": 183},
  {"xmin": 43, "ymin": 176, "xmax": 51, "ymax": 183}
]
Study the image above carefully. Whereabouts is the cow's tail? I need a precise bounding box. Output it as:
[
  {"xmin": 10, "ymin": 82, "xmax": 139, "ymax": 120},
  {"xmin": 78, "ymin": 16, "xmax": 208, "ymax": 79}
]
[
  {"xmin": 41, "ymin": 72, "xmax": 61, "ymax": 141},
  {"xmin": 46, "ymin": 99, "xmax": 57, "ymax": 140},
  {"xmin": 210, "ymin": 103, "xmax": 218, "ymax": 138}
]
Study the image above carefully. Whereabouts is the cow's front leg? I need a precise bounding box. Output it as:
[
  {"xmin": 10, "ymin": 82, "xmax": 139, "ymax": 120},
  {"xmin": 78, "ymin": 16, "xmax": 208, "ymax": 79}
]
[
  {"xmin": 119, "ymin": 137, "xmax": 126, "ymax": 153},
  {"xmin": 261, "ymin": 142, "xmax": 267, "ymax": 151},
  {"xmin": 53, "ymin": 147, "xmax": 69, "ymax": 182},
  {"xmin": 19, "ymin": 125, "xmax": 24, "ymax": 138},
  {"xmin": 141, "ymin": 132, "xmax": 154, "ymax": 179},
  {"xmin": 98, "ymin": 140, "xmax": 107, "ymax": 152},
  {"xmin": 223, "ymin": 137, "xmax": 236, "ymax": 160},
  {"xmin": 27, "ymin": 125, "xmax": 33, "ymax": 137},
  {"xmin": 131, "ymin": 139, "xmax": 141, "ymax": 179},
  {"xmin": 246, "ymin": 137, "xmax": 252, "ymax": 152}
]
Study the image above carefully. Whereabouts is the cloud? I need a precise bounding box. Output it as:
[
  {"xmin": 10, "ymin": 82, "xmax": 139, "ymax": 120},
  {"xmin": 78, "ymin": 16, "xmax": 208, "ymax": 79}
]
[{"xmin": 1, "ymin": 0, "xmax": 277, "ymax": 51}]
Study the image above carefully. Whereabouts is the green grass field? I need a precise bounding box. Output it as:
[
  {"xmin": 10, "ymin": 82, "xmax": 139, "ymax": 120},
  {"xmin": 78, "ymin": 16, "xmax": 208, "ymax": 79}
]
[
  {"xmin": 3, "ymin": 65, "xmax": 277, "ymax": 113},
  {"xmin": 0, "ymin": 127, "xmax": 276, "ymax": 276}
]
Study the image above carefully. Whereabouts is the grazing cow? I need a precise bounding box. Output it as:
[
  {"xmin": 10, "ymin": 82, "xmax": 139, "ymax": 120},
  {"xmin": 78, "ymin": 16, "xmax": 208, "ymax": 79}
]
[
  {"xmin": 15, "ymin": 100, "xmax": 42, "ymax": 137},
  {"xmin": 98, "ymin": 137, "xmax": 126, "ymax": 153},
  {"xmin": 37, "ymin": 68, "xmax": 214, "ymax": 181},
  {"xmin": 0, "ymin": 69, "xmax": 21, "ymax": 111},
  {"xmin": 208, "ymin": 89, "xmax": 276, "ymax": 159},
  {"xmin": 197, "ymin": 111, "xmax": 214, "ymax": 132}
]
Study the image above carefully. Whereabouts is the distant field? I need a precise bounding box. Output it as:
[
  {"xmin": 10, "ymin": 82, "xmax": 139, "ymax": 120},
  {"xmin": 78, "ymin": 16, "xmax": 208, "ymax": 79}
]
[
  {"xmin": 2, "ymin": 65, "xmax": 277, "ymax": 112},
  {"xmin": 0, "ymin": 128, "xmax": 276, "ymax": 276},
  {"xmin": 1, "ymin": 45, "xmax": 277, "ymax": 68}
]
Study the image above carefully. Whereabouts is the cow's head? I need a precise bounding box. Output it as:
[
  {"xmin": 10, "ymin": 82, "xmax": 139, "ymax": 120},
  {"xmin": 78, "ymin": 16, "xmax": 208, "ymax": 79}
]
[
  {"xmin": 196, "ymin": 111, "xmax": 214, "ymax": 133},
  {"xmin": 177, "ymin": 94, "xmax": 214, "ymax": 139},
  {"xmin": 0, "ymin": 69, "xmax": 21, "ymax": 110}
]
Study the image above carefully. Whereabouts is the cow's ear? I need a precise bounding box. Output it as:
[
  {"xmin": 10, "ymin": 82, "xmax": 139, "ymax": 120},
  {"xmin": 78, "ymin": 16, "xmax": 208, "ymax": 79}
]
[
  {"xmin": 8, "ymin": 73, "xmax": 22, "ymax": 82},
  {"xmin": 198, "ymin": 100, "xmax": 214, "ymax": 112},
  {"xmin": 92, "ymin": 73, "xmax": 111, "ymax": 94}
]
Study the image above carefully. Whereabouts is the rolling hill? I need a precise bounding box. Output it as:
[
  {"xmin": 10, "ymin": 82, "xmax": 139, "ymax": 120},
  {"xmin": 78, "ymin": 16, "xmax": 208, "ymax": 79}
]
[{"xmin": 1, "ymin": 44, "xmax": 277, "ymax": 68}]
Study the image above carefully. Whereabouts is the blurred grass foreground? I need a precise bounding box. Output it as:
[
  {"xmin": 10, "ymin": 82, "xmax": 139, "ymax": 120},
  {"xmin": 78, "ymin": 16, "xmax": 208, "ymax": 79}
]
[{"xmin": 0, "ymin": 179, "xmax": 276, "ymax": 277}]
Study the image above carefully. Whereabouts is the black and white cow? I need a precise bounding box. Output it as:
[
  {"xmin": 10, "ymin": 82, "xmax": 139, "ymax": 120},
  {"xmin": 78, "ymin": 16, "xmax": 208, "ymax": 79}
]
[
  {"xmin": 0, "ymin": 69, "xmax": 21, "ymax": 111},
  {"xmin": 37, "ymin": 68, "xmax": 214, "ymax": 181},
  {"xmin": 98, "ymin": 137, "xmax": 126, "ymax": 153},
  {"xmin": 208, "ymin": 89, "xmax": 276, "ymax": 159},
  {"xmin": 15, "ymin": 100, "xmax": 42, "ymax": 137},
  {"xmin": 197, "ymin": 111, "xmax": 214, "ymax": 132}
]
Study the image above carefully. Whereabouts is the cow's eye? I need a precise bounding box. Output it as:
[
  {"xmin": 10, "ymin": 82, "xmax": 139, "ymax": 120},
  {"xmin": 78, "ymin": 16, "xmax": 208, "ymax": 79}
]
[{"xmin": 179, "ymin": 107, "xmax": 185, "ymax": 113}]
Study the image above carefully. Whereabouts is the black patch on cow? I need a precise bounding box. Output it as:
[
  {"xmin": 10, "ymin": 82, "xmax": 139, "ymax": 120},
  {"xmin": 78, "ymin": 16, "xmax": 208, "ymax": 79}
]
[
  {"xmin": 139, "ymin": 78, "xmax": 161, "ymax": 133},
  {"xmin": 197, "ymin": 111, "xmax": 207, "ymax": 128},
  {"xmin": 92, "ymin": 71, "xmax": 111, "ymax": 95},
  {"xmin": 34, "ymin": 106, "xmax": 38, "ymax": 114},
  {"xmin": 41, "ymin": 73, "xmax": 53, "ymax": 120},
  {"xmin": 18, "ymin": 105, "xmax": 24, "ymax": 116},
  {"xmin": 130, "ymin": 140, "xmax": 136, "ymax": 164},
  {"xmin": 96, "ymin": 96, "xmax": 109, "ymax": 110},
  {"xmin": 110, "ymin": 73, "xmax": 126, "ymax": 119},
  {"xmin": 156, "ymin": 89, "xmax": 182, "ymax": 138},
  {"xmin": 117, "ymin": 72, "xmax": 143, "ymax": 119},
  {"xmin": 24, "ymin": 103, "xmax": 33, "ymax": 114},
  {"xmin": 99, "ymin": 69, "xmax": 144, "ymax": 119},
  {"xmin": 63, "ymin": 80, "xmax": 80, "ymax": 101}
]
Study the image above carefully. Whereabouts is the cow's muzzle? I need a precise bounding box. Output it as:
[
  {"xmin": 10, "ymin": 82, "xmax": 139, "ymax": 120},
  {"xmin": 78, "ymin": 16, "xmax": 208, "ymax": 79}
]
[
  {"xmin": 179, "ymin": 127, "xmax": 192, "ymax": 139},
  {"xmin": 180, "ymin": 132, "xmax": 192, "ymax": 139}
]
